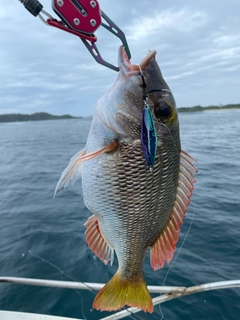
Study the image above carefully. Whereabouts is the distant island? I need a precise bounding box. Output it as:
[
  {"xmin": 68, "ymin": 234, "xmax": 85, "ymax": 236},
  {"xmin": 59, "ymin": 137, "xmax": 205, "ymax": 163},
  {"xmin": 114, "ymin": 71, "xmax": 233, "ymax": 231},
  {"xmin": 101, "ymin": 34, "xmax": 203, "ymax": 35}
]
[
  {"xmin": 178, "ymin": 103, "xmax": 240, "ymax": 113},
  {"xmin": 0, "ymin": 104, "xmax": 239, "ymax": 122},
  {"xmin": 0, "ymin": 112, "xmax": 79, "ymax": 123}
]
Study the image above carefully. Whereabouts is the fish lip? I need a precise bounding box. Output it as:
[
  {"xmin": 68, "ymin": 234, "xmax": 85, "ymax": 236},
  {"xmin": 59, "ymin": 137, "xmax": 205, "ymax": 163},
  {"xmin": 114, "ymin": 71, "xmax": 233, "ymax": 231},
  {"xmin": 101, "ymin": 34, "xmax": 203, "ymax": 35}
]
[
  {"xmin": 139, "ymin": 50, "xmax": 157, "ymax": 69},
  {"xmin": 118, "ymin": 46, "xmax": 157, "ymax": 75}
]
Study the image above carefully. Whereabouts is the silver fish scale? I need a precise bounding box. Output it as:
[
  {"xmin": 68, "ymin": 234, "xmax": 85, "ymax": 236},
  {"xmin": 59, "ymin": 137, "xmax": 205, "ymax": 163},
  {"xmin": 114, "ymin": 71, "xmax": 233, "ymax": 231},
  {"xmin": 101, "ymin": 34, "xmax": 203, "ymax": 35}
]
[{"xmin": 82, "ymin": 134, "xmax": 180, "ymax": 279}]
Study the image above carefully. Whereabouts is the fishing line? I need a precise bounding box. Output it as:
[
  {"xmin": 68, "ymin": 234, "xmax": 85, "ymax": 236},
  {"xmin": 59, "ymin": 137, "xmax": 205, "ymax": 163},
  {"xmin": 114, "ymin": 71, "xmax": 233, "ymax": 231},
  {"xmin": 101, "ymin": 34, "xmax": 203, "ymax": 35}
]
[
  {"xmin": 27, "ymin": 250, "xmax": 96, "ymax": 320},
  {"xmin": 27, "ymin": 250, "xmax": 93, "ymax": 290},
  {"xmin": 158, "ymin": 210, "xmax": 196, "ymax": 320},
  {"xmin": 25, "ymin": 72, "xmax": 193, "ymax": 320},
  {"xmin": 138, "ymin": 66, "xmax": 178, "ymax": 157},
  {"xmin": 139, "ymin": 67, "xmax": 180, "ymax": 171},
  {"xmin": 139, "ymin": 67, "xmax": 193, "ymax": 320},
  {"xmin": 28, "ymin": 250, "xmax": 88, "ymax": 320},
  {"xmin": 155, "ymin": 118, "xmax": 180, "ymax": 158},
  {"xmin": 120, "ymin": 307, "xmax": 150, "ymax": 320},
  {"xmin": 139, "ymin": 66, "xmax": 171, "ymax": 99},
  {"xmin": 125, "ymin": 312, "xmax": 146, "ymax": 320},
  {"xmin": 28, "ymin": 250, "xmax": 147, "ymax": 320}
]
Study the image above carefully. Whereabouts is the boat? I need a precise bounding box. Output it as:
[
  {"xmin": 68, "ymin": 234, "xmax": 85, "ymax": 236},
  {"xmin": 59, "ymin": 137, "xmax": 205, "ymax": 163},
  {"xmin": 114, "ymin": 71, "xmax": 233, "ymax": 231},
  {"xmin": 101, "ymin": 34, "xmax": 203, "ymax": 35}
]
[{"xmin": 0, "ymin": 277, "xmax": 239, "ymax": 319}]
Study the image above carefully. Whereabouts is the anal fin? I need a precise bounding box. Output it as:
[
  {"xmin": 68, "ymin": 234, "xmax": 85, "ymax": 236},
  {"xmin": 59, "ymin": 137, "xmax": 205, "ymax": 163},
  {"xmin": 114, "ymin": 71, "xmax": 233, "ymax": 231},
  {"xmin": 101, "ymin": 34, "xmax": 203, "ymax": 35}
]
[
  {"xmin": 150, "ymin": 149, "xmax": 197, "ymax": 270},
  {"xmin": 84, "ymin": 215, "xmax": 114, "ymax": 266}
]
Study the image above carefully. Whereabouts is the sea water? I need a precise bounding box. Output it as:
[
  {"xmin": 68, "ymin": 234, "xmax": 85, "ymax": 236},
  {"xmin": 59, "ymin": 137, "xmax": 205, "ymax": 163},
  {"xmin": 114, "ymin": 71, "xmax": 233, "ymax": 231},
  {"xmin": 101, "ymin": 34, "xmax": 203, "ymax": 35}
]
[{"xmin": 0, "ymin": 110, "xmax": 240, "ymax": 320}]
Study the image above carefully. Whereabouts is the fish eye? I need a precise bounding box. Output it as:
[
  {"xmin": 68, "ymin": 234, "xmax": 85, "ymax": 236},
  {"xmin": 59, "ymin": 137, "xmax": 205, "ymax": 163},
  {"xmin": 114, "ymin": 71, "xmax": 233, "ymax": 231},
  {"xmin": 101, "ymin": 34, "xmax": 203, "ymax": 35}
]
[{"xmin": 154, "ymin": 101, "xmax": 173, "ymax": 122}]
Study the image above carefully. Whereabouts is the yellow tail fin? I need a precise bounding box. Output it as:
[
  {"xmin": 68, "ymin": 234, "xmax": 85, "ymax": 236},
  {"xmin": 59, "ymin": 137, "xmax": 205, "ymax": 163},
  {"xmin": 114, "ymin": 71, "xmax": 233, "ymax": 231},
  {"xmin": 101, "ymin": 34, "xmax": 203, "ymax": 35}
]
[{"xmin": 93, "ymin": 272, "xmax": 153, "ymax": 313}]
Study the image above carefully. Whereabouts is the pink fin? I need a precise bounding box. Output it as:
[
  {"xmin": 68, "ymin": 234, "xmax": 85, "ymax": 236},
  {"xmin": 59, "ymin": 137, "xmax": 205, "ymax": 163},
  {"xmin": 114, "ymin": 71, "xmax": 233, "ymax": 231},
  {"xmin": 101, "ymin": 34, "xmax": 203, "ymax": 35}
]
[
  {"xmin": 54, "ymin": 141, "xmax": 118, "ymax": 197},
  {"xmin": 54, "ymin": 148, "xmax": 86, "ymax": 197},
  {"xmin": 150, "ymin": 150, "xmax": 197, "ymax": 270},
  {"xmin": 79, "ymin": 141, "xmax": 118, "ymax": 162},
  {"xmin": 181, "ymin": 149, "xmax": 198, "ymax": 163},
  {"xmin": 84, "ymin": 215, "xmax": 114, "ymax": 266}
]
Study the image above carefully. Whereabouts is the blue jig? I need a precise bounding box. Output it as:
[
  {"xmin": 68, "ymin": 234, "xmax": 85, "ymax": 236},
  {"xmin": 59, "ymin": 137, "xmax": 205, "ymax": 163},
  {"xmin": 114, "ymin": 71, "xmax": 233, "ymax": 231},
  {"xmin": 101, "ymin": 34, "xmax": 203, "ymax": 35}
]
[{"xmin": 141, "ymin": 104, "xmax": 157, "ymax": 170}]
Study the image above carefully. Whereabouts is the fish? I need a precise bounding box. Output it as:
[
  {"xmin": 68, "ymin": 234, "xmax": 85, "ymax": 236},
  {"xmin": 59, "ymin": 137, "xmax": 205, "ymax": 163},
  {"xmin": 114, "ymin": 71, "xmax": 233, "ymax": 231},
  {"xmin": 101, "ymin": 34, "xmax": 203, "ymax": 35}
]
[{"xmin": 54, "ymin": 46, "xmax": 197, "ymax": 313}]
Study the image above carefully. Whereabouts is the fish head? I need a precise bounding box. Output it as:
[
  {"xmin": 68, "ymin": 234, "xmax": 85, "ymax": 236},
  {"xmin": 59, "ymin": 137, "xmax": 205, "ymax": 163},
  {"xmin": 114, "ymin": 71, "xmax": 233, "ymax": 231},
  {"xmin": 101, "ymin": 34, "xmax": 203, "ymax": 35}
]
[{"xmin": 99, "ymin": 46, "xmax": 179, "ymax": 142}]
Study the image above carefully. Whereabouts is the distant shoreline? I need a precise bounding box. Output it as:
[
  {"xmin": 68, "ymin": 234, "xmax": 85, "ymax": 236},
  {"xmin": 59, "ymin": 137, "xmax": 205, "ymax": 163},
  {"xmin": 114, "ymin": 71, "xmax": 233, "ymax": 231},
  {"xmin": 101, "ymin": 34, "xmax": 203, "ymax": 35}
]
[
  {"xmin": 178, "ymin": 104, "xmax": 240, "ymax": 113},
  {"xmin": 0, "ymin": 112, "xmax": 81, "ymax": 123},
  {"xmin": 0, "ymin": 105, "xmax": 240, "ymax": 122}
]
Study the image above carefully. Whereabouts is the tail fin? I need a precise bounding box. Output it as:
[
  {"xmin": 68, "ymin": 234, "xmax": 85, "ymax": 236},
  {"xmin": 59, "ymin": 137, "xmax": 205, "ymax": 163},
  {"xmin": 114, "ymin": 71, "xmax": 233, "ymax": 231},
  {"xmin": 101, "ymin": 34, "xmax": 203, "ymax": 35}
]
[{"xmin": 93, "ymin": 272, "xmax": 153, "ymax": 313}]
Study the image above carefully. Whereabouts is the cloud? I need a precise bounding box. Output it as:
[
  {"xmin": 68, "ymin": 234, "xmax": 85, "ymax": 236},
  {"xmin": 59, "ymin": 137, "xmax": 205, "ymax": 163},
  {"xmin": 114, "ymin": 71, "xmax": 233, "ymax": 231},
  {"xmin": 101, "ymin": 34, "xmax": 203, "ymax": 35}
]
[
  {"xmin": 1, "ymin": 0, "xmax": 240, "ymax": 116},
  {"xmin": 127, "ymin": 7, "xmax": 208, "ymax": 42},
  {"xmin": 75, "ymin": 63, "xmax": 104, "ymax": 72},
  {"xmin": 167, "ymin": 71, "xmax": 195, "ymax": 81},
  {"xmin": 0, "ymin": 3, "xmax": 18, "ymax": 19},
  {"xmin": 213, "ymin": 34, "xmax": 240, "ymax": 47}
]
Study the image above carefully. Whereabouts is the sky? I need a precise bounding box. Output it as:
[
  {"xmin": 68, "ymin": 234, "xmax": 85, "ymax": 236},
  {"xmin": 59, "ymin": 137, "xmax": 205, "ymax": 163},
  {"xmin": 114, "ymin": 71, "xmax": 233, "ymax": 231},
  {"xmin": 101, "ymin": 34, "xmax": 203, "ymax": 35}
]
[{"xmin": 0, "ymin": 0, "xmax": 240, "ymax": 117}]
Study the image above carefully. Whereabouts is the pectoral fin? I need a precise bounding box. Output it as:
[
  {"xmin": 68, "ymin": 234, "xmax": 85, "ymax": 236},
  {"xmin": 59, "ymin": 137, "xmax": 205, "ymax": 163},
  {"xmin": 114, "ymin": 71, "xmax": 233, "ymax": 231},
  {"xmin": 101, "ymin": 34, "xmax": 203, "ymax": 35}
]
[
  {"xmin": 54, "ymin": 148, "xmax": 86, "ymax": 197},
  {"xmin": 150, "ymin": 150, "xmax": 197, "ymax": 270},
  {"xmin": 54, "ymin": 141, "xmax": 118, "ymax": 197}
]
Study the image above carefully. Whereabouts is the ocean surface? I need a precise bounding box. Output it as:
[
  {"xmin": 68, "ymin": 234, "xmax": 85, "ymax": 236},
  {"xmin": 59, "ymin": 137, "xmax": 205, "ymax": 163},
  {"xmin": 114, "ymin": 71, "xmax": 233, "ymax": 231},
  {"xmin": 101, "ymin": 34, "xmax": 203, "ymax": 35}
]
[{"xmin": 0, "ymin": 110, "xmax": 239, "ymax": 320}]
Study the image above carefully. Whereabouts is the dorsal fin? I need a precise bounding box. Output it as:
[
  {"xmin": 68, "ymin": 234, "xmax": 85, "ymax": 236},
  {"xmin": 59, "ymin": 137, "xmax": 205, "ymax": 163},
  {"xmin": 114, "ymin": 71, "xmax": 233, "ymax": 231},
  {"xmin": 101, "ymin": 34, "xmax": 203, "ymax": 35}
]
[
  {"xmin": 84, "ymin": 215, "xmax": 114, "ymax": 266},
  {"xmin": 150, "ymin": 150, "xmax": 197, "ymax": 270}
]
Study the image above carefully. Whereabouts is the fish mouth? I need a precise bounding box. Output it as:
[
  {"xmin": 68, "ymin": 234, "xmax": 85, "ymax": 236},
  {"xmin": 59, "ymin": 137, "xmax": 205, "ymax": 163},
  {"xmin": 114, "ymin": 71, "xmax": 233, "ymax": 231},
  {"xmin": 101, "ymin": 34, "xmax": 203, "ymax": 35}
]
[{"xmin": 118, "ymin": 46, "xmax": 157, "ymax": 76}]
